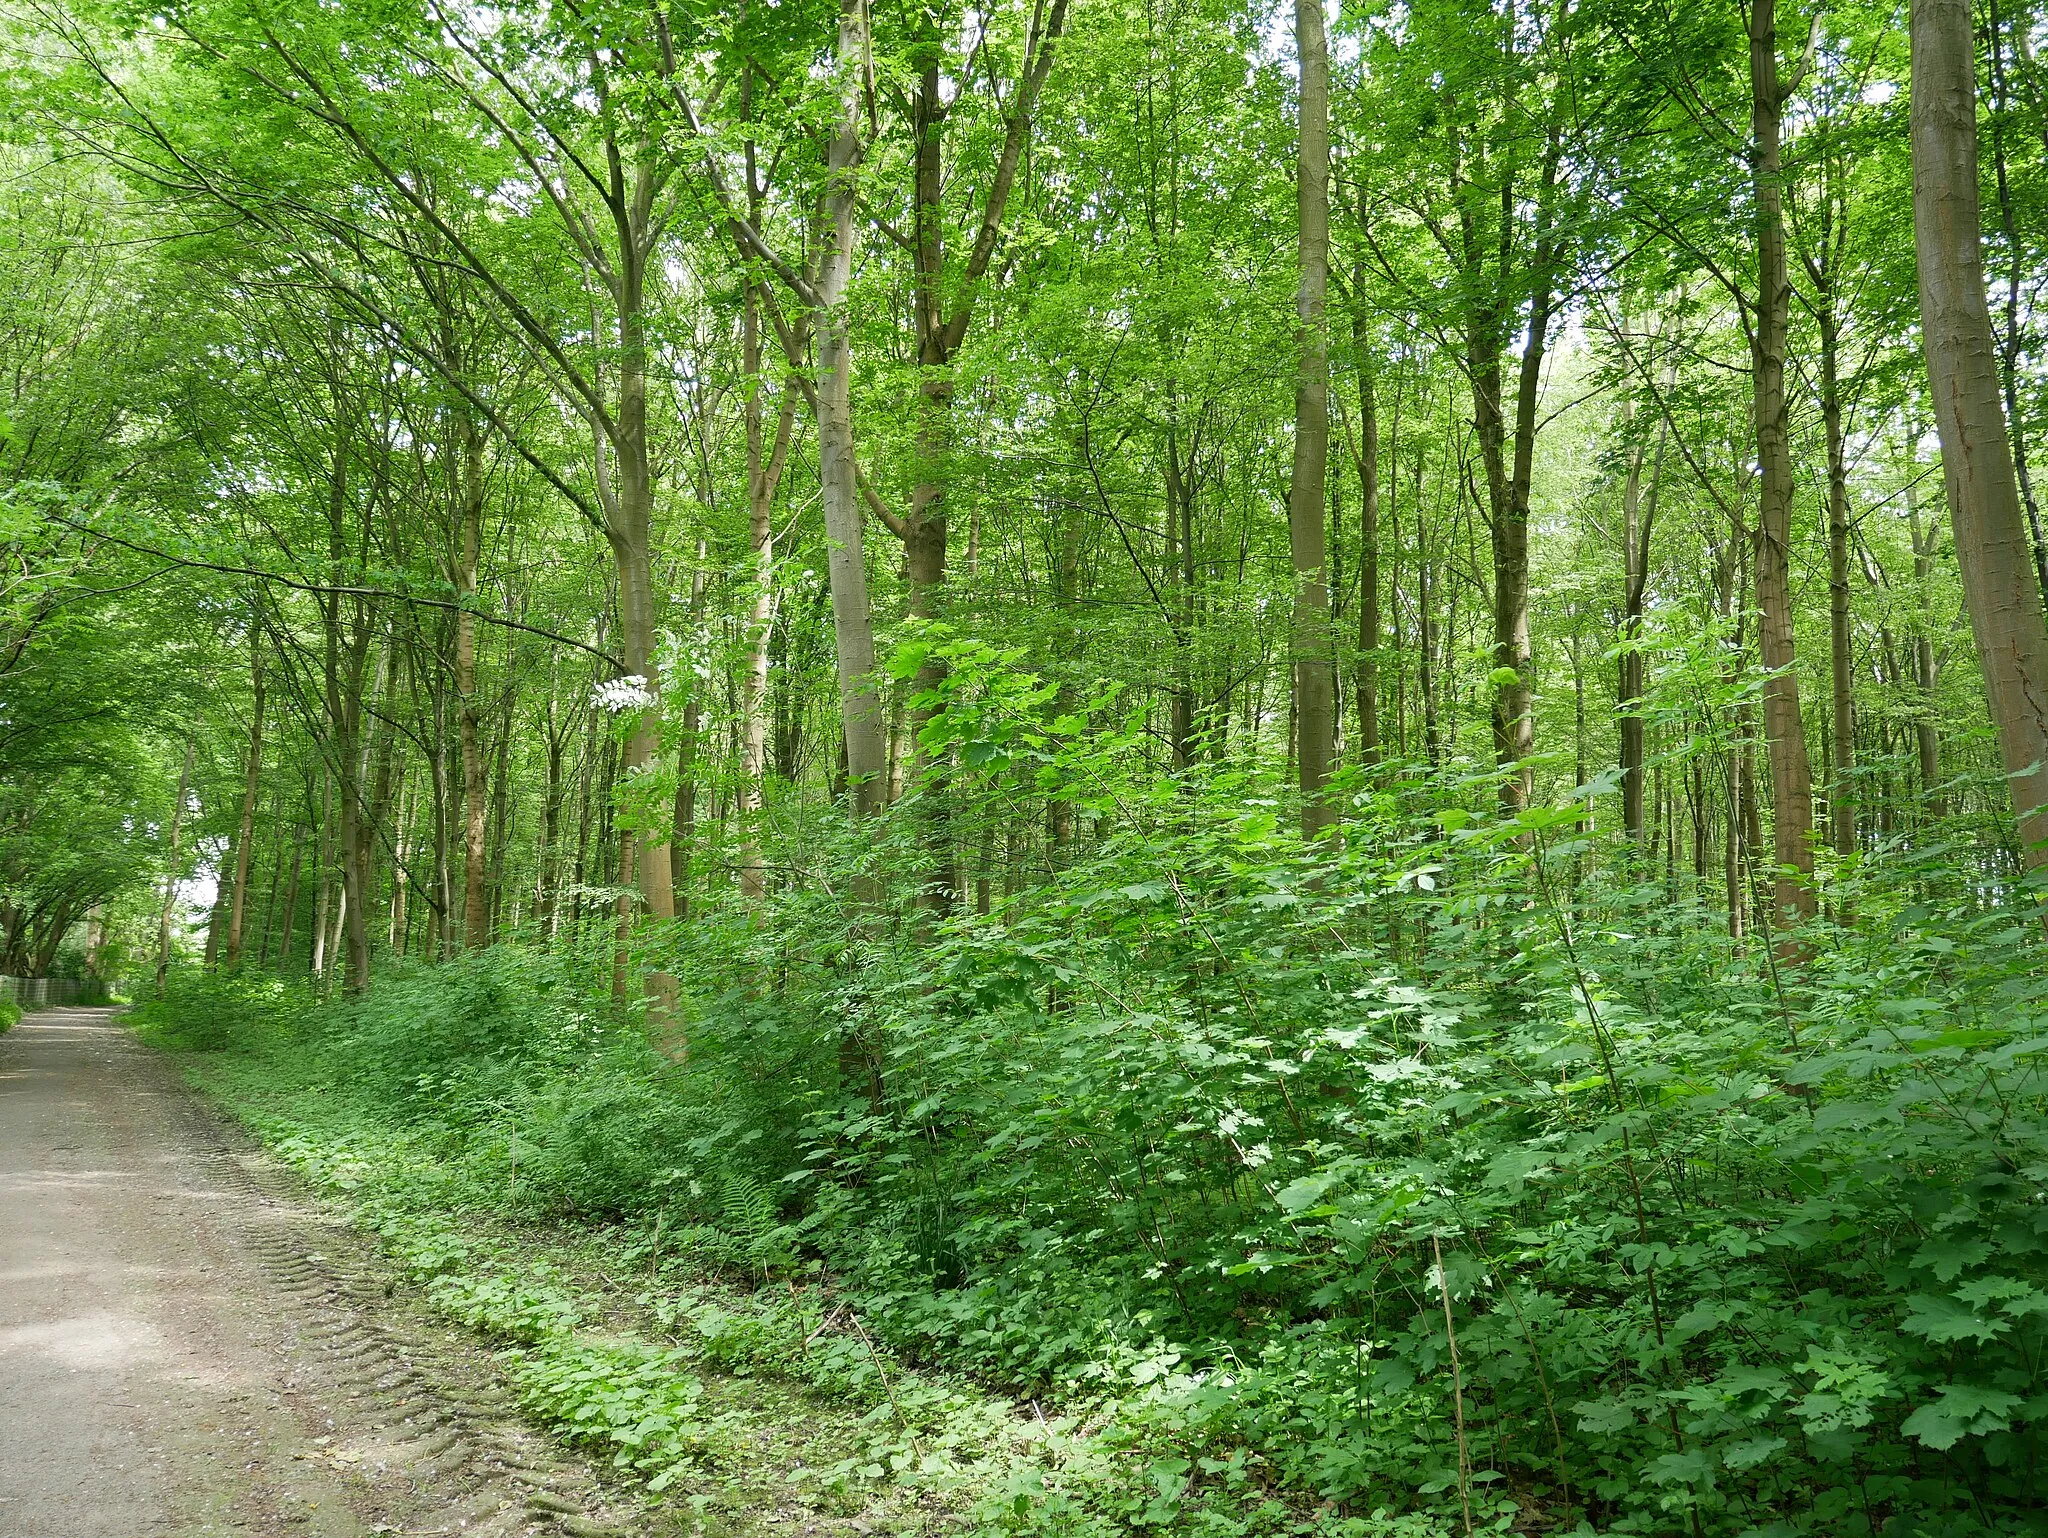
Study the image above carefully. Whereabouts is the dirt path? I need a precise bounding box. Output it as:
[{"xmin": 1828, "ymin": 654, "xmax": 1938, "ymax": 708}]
[{"xmin": 0, "ymin": 1007, "xmax": 636, "ymax": 1538}]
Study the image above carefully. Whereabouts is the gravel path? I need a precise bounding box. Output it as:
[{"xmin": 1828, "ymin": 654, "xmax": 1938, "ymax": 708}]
[{"xmin": 0, "ymin": 1006, "xmax": 633, "ymax": 1538}]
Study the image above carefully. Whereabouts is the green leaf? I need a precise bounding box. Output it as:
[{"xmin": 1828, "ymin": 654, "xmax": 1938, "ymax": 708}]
[
  {"xmin": 1901, "ymin": 1293, "xmax": 2008, "ymax": 1344},
  {"xmin": 1902, "ymin": 1385, "xmax": 2024, "ymax": 1450}
]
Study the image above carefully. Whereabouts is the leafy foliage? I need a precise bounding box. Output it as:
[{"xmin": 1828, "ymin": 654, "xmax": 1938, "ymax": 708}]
[{"xmin": 148, "ymin": 730, "xmax": 2048, "ymax": 1534}]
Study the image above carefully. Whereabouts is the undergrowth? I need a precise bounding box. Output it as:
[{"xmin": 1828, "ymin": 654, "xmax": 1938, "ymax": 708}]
[{"xmin": 130, "ymin": 757, "xmax": 2048, "ymax": 1538}]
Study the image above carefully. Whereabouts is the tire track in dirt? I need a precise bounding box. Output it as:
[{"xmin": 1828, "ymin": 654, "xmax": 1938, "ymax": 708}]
[{"xmin": 205, "ymin": 1142, "xmax": 636, "ymax": 1538}]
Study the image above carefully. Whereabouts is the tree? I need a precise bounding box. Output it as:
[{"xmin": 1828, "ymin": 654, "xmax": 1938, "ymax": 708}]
[
  {"xmin": 1290, "ymin": 0, "xmax": 1335, "ymax": 840},
  {"xmin": 1911, "ymin": 0, "xmax": 2048, "ymax": 879}
]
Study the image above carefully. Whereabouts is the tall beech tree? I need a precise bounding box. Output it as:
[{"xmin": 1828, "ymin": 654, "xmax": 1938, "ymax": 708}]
[
  {"xmin": 1911, "ymin": 0, "xmax": 2048, "ymax": 876},
  {"xmin": 1744, "ymin": 0, "xmax": 1820, "ymax": 925}
]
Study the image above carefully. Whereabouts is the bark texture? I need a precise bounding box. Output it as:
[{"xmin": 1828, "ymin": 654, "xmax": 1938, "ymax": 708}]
[
  {"xmin": 819, "ymin": 0, "xmax": 889, "ymax": 819},
  {"xmin": 1912, "ymin": 0, "xmax": 2048, "ymax": 876}
]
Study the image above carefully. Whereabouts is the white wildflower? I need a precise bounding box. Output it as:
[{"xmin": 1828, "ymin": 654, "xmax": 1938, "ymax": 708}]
[{"xmin": 592, "ymin": 675, "xmax": 655, "ymax": 713}]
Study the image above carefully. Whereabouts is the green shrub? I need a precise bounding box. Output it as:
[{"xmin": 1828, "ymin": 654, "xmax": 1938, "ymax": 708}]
[
  {"xmin": 513, "ymin": 1056, "xmax": 706, "ymax": 1217},
  {"xmin": 139, "ymin": 766, "xmax": 2048, "ymax": 1534},
  {"xmin": 318, "ymin": 949, "xmax": 593, "ymax": 1105},
  {"xmin": 127, "ymin": 968, "xmax": 304, "ymax": 1051}
]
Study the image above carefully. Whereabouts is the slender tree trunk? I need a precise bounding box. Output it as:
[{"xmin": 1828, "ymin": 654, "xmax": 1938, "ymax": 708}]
[
  {"xmin": 224, "ymin": 624, "xmax": 264, "ymax": 966},
  {"xmin": 896, "ymin": 0, "xmax": 1068, "ymax": 899},
  {"xmin": 672, "ymin": 550, "xmax": 709, "ymax": 919},
  {"xmin": 737, "ymin": 291, "xmax": 791, "ymax": 905},
  {"xmin": 1492, "ymin": 173, "xmax": 1560, "ymax": 816},
  {"xmin": 414, "ymin": 629, "xmax": 450, "ymax": 959},
  {"xmin": 484, "ymin": 687, "xmax": 514, "ymax": 936},
  {"xmin": 1912, "ymin": 0, "xmax": 2048, "ymax": 876},
  {"xmin": 1819, "ymin": 307, "xmax": 1857, "ymax": 858},
  {"xmin": 818, "ymin": 0, "xmax": 889, "ymax": 821},
  {"xmin": 1910, "ymin": 494, "xmax": 1946, "ymax": 816},
  {"xmin": 363, "ymin": 637, "xmax": 400, "ymax": 929},
  {"xmin": 904, "ymin": 55, "xmax": 959, "ymax": 897},
  {"xmin": 1166, "ymin": 417, "xmax": 1197, "ymax": 770},
  {"xmin": 1748, "ymin": 0, "xmax": 1820, "ymax": 925},
  {"xmin": 388, "ymin": 782, "xmax": 411, "ymax": 949},
  {"xmin": 257, "ymin": 793, "xmax": 286, "ymax": 965},
  {"xmin": 611, "ymin": 826, "xmax": 636, "ymax": 1003},
  {"xmin": 311, "ymin": 773, "xmax": 333, "ymax": 979},
  {"xmin": 567, "ymin": 700, "xmax": 599, "ymax": 945},
  {"xmin": 337, "ymin": 725, "xmax": 372, "ymax": 995},
  {"xmin": 1618, "ymin": 432, "xmax": 1657, "ymax": 846},
  {"xmin": 455, "ymin": 414, "xmax": 489, "ymax": 950},
  {"xmin": 1417, "ymin": 467, "xmax": 1443, "ymax": 767},
  {"xmin": 1289, "ymin": 0, "xmax": 1336, "ymax": 840},
  {"xmin": 1355, "ymin": 328, "xmax": 1382, "ymax": 772},
  {"xmin": 1048, "ymin": 493, "xmax": 1082, "ymax": 859},
  {"xmin": 154, "ymin": 741, "xmax": 196, "ymax": 998},
  {"xmin": 606, "ymin": 218, "xmax": 679, "ymax": 933},
  {"xmin": 203, "ymin": 820, "xmax": 231, "ymax": 969},
  {"xmin": 537, "ymin": 700, "xmax": 567, "ymax": 937}
]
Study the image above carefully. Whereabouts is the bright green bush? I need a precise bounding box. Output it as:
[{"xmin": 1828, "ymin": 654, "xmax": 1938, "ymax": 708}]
[{"xmin": 127, "ymin": 968, "xmax": 306, "ymax": 1051}]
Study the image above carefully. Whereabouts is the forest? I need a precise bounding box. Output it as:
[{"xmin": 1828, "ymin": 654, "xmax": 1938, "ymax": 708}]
[{"xmin": 4, "ymin": 0, "xmax": 2048, "ymax": 1529}]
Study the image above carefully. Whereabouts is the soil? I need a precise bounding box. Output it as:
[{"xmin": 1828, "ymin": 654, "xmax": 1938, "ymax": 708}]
[{"xmin": 0, "ymin": 1005, "xmax": 639, "ymax": 1538}]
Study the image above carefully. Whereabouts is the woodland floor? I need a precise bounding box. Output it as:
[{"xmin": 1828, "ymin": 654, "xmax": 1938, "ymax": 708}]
[{"xmin": 0, "ymin": 1006, "xmax": 642, "ymax": 1538}]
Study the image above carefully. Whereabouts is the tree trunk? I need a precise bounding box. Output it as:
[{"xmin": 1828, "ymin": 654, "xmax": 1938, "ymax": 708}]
[
  {"xmin": 1289, "ymin": 0, "xmax": 1336, "ymax": 840},
  {"xmin": 1618, "ymin": 425, "xmax": 1665, "ymax": 846},
  {"xmin": 1912, "ymin": 0, "xmax": 2048, "ymax": 876},
  {"xmin": 1417, "ymin": 463, "xmax": 1443, "ymax": 767},
  {"xmin": 256, "ymin": 795, "xmax": 285, "ymax": 964},
  {"xmin": 536, "ymin": 704, "xmax": 565, "ymax": 936},
  {"xmin": 1819, "ymin": 307, "xmax": 1856, "ymax": 858},
  {"xmin": 154, "ymin": 741, "xmax": 196, "ymax": 998},
  {"xmin": 224, "ymin": 623, "xmax": 264, "ymax": 967},
  {"xmin": 335, "ymin": 649, "xmax": 374, "ymax": 995},
  {"xmin": 387, "ymin": 781, "xmax": 410, "ymax": 949},
  {"xmin": 737, "ymin": 290, "xmax": 793, "ymax": 904},
  {"xmin": 310, "ymin": 770, "xmax": 333, "ymax": 980},
  {"xmin": 1910, "ymin": 494, "xmax": 1946, "ymax": 816},
  {"xmin": 671, "ymin": 549, "xmax": 709, "ymax": 918},
  {"xmin": 484, "ymin": 686, "xmax": 514, "ymax": 935},
  {"xmin": 203, "ymin": 809, "xmax": 232, "ymax": 968},
  {"xmin": 818, "ymin": 0, "xmax": 889, "ymax": 821},
  {"xmin": 455, "ymin": 412, "xmax": 489, "ymax": 950},
  {"xmin": 413, "ymin": 627, "xmax": 451, "ymax": 959},
  {"xmin": 1492, "ymin": 173, "xmax": 1559, "ymax": 817},
  {"xmin": 567, "ymin": 698, "xmax": 599, "ymax": 944},
  {"xmin": 895, "ymin": 0, "xmax": 1068, "ymax": 897},
  {"xmin": 607, "ymin": 211, "xmax": 679, "ymax": 934},
  {"xmin": 1748, "ymin": 0, "xmax": 1819, "ymax": 926},
  {"xmin": 905, "ymin": 42, "xmax": 959, "ymax": 902},
  {"xmin": 1164, "ymin": 412, "xmax": 1198, "ymax": 771},
  {"xmin": 1354, "ymin": 328, "xmax": 1382, "ymax": 773},
  {"xmin": 1048, "ymin": 491, "xmax": 1083, "ymax": 859}
]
